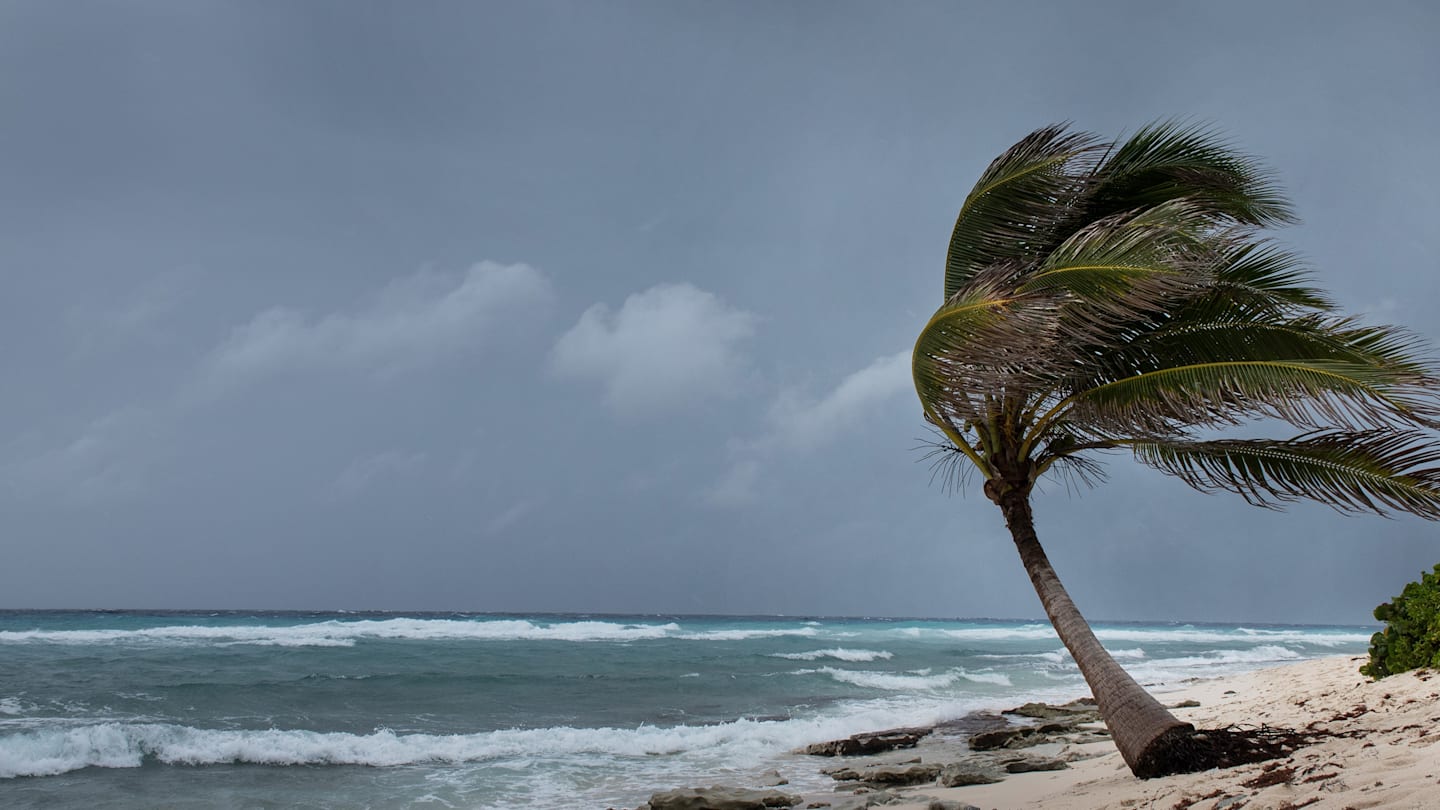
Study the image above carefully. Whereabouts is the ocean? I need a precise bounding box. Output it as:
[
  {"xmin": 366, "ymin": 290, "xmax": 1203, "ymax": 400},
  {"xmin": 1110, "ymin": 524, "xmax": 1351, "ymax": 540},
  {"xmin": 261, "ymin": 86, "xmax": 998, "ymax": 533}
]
[{"xmin": 0, "ymin": 612, "xmax": 1370, "ymax": 809}]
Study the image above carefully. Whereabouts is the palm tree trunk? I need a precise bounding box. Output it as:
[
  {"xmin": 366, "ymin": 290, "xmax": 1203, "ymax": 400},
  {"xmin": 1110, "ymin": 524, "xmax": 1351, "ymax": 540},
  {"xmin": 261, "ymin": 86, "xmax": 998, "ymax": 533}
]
[{"xmin": 995, "ymin": 488, "xmax": 1192, "ymax": 778}]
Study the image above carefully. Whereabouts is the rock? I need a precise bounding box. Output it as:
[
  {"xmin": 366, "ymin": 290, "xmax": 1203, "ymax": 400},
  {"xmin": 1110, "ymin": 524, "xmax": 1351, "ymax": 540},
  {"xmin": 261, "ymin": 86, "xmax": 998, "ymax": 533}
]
[
  {"xmin": 937, "ymin": 764, "xmax": 1003, "ymax": 787},
  {"xmin": 856, "ymin": 763, "xmax": 942, "ymax": 786},
  {"xmin": 647, "ymin": 786, "xmax": 803, "ymax": 810},
  {"xmin": 827, "ymin": 763, "xmax": 941, "ymax": 787},
  {"xmin": 758, "ymin": 770, "xmax": 789, "ymax": 786},
  {"xmin": 823, "ymin": 792, "xmax": 903, "ymax": 810},
  {"xmin": 968, "ymin": 725, "xmax": 1062, "ymax": 750},
  {"xmin": 802, "ymin": 728, "xmax": 931, "ymax": 757},
  {"xmin": 1003, "ymin": 700, "xmax": 1100, "ymax": 723},
  {"xmin": 1169, "ymin": 699, "xmax": 1201, "ymax": 708},
  {"xmin": 967, "ymin": 727, "xmax": 1036, "ymax": 750},
  {"xmin": 1036, "ymin": 721, "xmax": 1078, "ymax": 734},
  {"xmin": 1003, "ymin": 757, "xmax": 1069, "ymax": 774},
  {"xmin": 925, "ymin": 802, "xmax": 981, "ymax": 810}
]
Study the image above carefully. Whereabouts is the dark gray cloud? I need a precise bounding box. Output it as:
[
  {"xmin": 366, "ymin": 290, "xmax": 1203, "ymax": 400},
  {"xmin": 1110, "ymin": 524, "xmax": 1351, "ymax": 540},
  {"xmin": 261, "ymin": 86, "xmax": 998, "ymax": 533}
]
[{"xmin": 1, "ymin": 1, "xmax": 1437, "ymax": 624}]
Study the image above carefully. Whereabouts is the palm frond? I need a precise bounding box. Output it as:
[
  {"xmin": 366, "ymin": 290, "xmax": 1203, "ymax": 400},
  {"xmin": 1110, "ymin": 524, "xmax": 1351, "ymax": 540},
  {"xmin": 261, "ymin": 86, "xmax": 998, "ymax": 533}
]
[
  {"xmin": 1020, "ymin": 199, "xmax": 1215, "ymax": 322},
  {"xmin": 913, "ymin": 277, "xmax": 1063, "ymax": 424},
  {"xmin": 1144, "ymin": 316, "xmax": 1436, "ymax": 374},
  {"xmin": 945, "ymin": 125, "xmax": 1103, "ymax": 299},
  {"xmin": 1088, "ymin": 120, "xmax": 1296, "ymax": 227},
  {"xmin": 1202, "ymin": 240, "xmax": 1332, "ymax": 314},
  {"xmin": 1071, "ymin": 358, "xmax": 1440, "ymax": 434},
  {"xmin": 1132, "ymin": 430, "xmax": 1440, "ymax": 518},
  {"xmin": 915, "ymin": 429, "xmax": 978, "ymax": 495}
]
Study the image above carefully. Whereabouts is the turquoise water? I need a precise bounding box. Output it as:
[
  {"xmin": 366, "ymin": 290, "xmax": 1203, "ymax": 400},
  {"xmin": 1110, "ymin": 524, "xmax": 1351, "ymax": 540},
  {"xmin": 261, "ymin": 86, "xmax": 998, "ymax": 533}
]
[{"xmin": 0, "ymin": 612, "xmax": 1370, "ymax": 809}]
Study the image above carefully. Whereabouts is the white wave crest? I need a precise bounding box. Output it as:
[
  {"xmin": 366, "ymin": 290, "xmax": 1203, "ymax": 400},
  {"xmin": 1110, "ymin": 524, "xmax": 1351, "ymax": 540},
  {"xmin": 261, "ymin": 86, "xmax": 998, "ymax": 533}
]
[
  {"xmin": 794, "ymin": 667, "xmax": 1011, "ymax": 691},
  {"xmin": 673, "ymin": 628, "xmax": 819, "ymax": 641},
  {"xmin": 933, "ymin": 625, "xmax": 1368, "ymax": 647},
  {"xmin": 771, "ymin": 649, "xmax": 893, "ymax": 662},
  {"xmin": 1121, "ymin": 645, "xmax": 1305, "ymax": 684},
  {"xmin": 0, "ymin": 619, "xmax": 683, "ymax": 648},
  {"xmin": 0, "ymin": 697, "xmax": 1002, "ymax": 781}
]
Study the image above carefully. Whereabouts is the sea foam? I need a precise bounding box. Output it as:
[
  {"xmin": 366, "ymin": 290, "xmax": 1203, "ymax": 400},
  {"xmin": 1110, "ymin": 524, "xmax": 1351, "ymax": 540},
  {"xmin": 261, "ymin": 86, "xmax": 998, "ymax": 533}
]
[
  {"xmin": 0, "ymin": 698, "xmax": 997, "ymax": 781},
  {"xmin": 794, "ymin": 667, "xmax": 1011, "ymax": 691},
  {"xmin": 770, "ymin": 648, "xmax": 893, "ymax": 662},
  {"xmin": 930, "ymin": 625, "xmax": 1368, "ymax": 647},
  {"xmin": 0, "ymin": 619, "xmax": 683, "ymax": 647}
]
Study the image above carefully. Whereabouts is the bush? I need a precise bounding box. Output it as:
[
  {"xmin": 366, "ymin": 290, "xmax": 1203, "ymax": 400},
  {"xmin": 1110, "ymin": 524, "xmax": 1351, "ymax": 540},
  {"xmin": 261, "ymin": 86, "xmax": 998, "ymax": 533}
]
[{"xmin": 1361, "ymin": 563, "xmax": 1440, "ymax": 679}]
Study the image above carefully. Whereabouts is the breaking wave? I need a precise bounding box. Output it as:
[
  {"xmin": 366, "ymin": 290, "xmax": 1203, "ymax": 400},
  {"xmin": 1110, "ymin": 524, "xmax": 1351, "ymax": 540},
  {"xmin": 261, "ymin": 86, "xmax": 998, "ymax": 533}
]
[
  {"xmin": 770, "ymin": 649, "xmax": 893, "ymax": 662},
  {"xmin": 793, "ymin": 667, "xmax": 1011, "ymax": 691},
  {"xmin": 0, "ymin": 619, "xmax": 684, "ymax": 648}
]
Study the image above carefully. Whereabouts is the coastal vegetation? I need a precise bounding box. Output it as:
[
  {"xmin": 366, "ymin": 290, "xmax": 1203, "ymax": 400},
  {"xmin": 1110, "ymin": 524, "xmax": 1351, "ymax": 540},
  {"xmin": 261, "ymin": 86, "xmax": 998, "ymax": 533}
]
[
  {"xmin": 911, "ymin": 121, "xmax": 1440, "ymax": 777},
  {"xmin": 1362, "ymin": 562, "xmax": 1440, "ymax": 678}
]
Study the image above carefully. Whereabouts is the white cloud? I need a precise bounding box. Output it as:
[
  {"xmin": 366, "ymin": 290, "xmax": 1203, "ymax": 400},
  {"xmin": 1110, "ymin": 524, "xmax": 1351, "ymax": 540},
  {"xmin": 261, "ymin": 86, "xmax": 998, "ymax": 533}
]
[
  {"xmin": 766, "ymin": 351, "xmax": 912, "ymax": 451},
  {"xmin": 707, "ymin": 350, "xmax": 912, "ymax": 506},
  {"xmin": 202, "ymin": 261, "xmax": 551, "ymax": 391},
  {"xmin": 550, "ymin": 283, "xmax": 757, "ymax": 415},
  {"xmin": 331, "ymin": 450, "xmax": 428, "ymax": 498}
]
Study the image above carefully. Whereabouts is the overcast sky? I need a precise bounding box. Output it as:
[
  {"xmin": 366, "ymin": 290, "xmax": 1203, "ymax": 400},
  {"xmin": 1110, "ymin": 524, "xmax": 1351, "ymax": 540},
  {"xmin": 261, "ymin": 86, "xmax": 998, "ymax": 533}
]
[{"xmin": 2, "ymin": 1, "xmax": 1437, "ymax": 624}]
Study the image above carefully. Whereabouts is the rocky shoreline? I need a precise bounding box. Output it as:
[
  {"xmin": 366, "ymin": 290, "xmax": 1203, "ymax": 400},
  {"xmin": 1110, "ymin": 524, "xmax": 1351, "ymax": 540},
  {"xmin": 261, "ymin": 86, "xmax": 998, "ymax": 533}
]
[
  {"xmin": 616, "ymin": 695, "xmax": 1142, "ymax": 810},
  {"xmin": 616, "ymin": 657, "xmax": 1440, "ymax": 810}
]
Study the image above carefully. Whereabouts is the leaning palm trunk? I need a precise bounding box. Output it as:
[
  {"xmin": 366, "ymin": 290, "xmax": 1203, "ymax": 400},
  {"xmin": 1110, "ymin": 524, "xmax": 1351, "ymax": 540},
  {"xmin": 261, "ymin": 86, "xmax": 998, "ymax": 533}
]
[
  {"xmin": 996, "ymin": 488, "xmax": 1189, "ymax": 777},
  {"xmin": 913, "ymin": 122, "xmax": 1440, "ymax": 777}
]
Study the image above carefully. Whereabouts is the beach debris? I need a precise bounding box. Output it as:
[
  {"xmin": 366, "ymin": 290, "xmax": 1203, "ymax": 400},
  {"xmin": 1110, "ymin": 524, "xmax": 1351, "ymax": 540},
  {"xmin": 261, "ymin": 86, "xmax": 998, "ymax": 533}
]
[
  {"xmin": 646, "ymin": 785, "xmax": 802, "ymax": 810},
  {"xmin": 802, "ymin": 728, "xmax": 931, "ymax": 757},
  {"xmin": 1169, "ymin": 788, "xmax": 1224, "ymax": 809},
  {"xmin": 1241, "ymin": 763, "xmax": 1296, "ymax": 789}
]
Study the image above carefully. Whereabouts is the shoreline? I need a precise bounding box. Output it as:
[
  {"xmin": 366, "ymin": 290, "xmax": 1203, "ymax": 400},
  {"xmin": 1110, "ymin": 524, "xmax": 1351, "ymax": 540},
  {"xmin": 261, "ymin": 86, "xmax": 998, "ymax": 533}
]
[{"xmin": 633, "ymin": 655, "xmax": 1439, "ymax": 810}]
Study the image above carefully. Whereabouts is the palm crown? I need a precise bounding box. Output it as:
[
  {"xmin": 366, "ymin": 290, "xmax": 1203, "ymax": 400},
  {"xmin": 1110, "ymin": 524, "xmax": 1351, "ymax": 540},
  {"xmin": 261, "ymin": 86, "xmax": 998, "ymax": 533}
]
[{"xmin": 914, "ymin": 122, "xmax": 1440, "ymax": 515}]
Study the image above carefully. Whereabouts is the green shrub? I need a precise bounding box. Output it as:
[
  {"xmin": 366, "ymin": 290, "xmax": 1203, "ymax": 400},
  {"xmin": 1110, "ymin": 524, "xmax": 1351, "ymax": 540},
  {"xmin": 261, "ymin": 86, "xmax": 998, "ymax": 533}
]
[{"xmin": 1361, "ymin": 563, "xmax": 1440, "ymax": 679}]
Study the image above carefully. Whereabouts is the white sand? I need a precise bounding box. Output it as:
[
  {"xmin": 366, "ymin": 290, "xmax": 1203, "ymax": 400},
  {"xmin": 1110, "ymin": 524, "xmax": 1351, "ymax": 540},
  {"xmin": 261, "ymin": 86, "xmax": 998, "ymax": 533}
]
[{"xmin": 849, "ymin": 656, "xmax": 1440, "ymax": 810}]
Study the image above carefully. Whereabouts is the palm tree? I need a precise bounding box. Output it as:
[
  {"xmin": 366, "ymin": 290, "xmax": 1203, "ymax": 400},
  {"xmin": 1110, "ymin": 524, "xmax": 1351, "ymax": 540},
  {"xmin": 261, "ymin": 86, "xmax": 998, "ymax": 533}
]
[{"xmin": 912, "ymin": 122, "xmax": 1440, "ymax": 778}]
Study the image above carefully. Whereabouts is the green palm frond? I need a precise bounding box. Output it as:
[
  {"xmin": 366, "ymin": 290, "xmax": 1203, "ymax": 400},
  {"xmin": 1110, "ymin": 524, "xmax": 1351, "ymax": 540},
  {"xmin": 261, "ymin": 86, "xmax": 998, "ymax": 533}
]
[
  {"xmin": 1071, "ymin": 358, "xmax": 1438, "ymax": 434},
  {"xmin": 1202, "ymin": 240, "xmax": 1332, "ymax": 314},
  {"xmin": 1088, "ymin": 120, "xmax": 1296, "ymax": 227},
  {"xmin": 945, "ymin": 125, "xmax": 1103, "ymax": 299},
  {"xmin": 1132, "ymin": 431, "xmax": 1440, "ymax": 518},
  {"xmin": 1142, "ymin": 317, "xmax": 1436, "ymax": 375},
  {"xmin": 1019, "ymin": 199, "xmax": 1214, "ymax": 322}
]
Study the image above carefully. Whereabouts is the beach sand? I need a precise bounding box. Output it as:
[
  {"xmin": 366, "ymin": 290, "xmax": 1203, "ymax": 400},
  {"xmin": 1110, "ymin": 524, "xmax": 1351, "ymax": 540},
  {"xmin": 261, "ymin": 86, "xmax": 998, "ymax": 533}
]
[{"xmin": 797, "ymin": 656, "xmax": 1440, "ymax": 810}]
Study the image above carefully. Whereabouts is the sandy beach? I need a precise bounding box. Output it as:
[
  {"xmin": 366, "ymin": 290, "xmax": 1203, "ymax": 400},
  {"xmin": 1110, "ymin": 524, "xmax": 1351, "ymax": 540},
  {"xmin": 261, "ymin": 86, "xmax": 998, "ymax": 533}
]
[{"xmin": 741, "ymin": 656, "xmax": 1439, "ymax": 810}]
